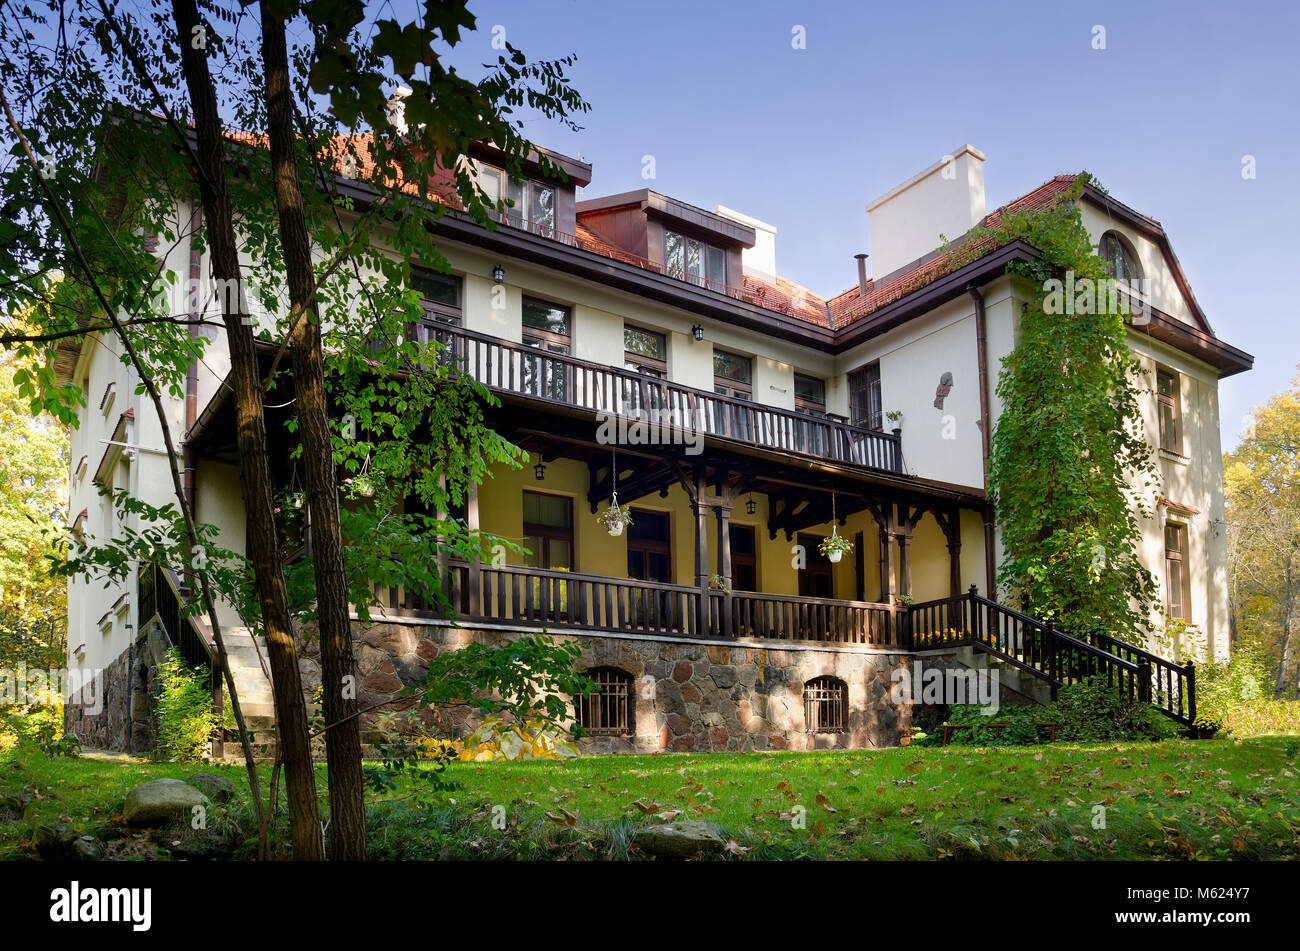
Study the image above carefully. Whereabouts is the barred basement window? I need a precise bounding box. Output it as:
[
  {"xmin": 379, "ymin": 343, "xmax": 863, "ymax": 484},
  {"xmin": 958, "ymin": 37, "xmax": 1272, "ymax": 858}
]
[
  {"xmin": 804, "ymin": 676, "xmax": 847, "ymax": 734},
  {"xmin": 575, "ymin": 668, "xmax": 634, "ymax": 737}
]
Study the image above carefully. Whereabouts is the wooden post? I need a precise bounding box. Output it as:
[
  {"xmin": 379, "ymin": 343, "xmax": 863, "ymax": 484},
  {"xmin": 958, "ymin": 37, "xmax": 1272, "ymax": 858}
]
[
  {"xmin": 1185, "ymin": 660, "xmax": 1196, "ymax": 724},
  {"xmin": 898, "ymin": 533, "xmax": 912, "ymax": 600},
  {"xmin": 692, "ymin": 469, "xmax": 710, "ymax": 634},
  {"xmin": 466, "ymin": 481, "xmax": 481, "ymax": 617},
  {"xmin": 715, "ymin": 503, "xmax": 733, "ymax": 638}
]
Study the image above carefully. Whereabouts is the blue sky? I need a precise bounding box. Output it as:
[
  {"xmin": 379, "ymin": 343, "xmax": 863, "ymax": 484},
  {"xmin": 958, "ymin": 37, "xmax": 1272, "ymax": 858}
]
[{"xmin": 425, "ymin": 0, "xmax": 1298, "ymax": 448}]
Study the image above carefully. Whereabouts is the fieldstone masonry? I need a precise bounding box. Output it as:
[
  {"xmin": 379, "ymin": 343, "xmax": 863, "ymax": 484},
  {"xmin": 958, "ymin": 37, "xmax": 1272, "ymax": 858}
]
[{"xmin": 330, "ymin": 620, "xmax": 919, "ymax": 754}]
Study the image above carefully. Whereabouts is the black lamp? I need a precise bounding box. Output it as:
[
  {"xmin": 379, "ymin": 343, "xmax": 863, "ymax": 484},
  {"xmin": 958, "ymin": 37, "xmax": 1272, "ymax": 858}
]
[
  {"xmin": 691, "ymin": 324, "xmax": 704, "ymax": 341},
  {"xmin": 746, "ymin": 495, "xmax": 756, "ymax": 516},
  {"xmin": 492, "ymin": 265, "xmax": 505, "ymax": 284},
  {"xmin": 533, "ymin": 455, "xmax": 546, "ymax": 480}
]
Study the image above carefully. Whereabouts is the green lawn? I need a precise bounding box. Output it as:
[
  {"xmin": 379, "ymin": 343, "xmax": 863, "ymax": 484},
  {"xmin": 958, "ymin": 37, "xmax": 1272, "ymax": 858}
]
[{"xmin": 2, "ymin": 738, "xmax": 1298, "ymax": 860}]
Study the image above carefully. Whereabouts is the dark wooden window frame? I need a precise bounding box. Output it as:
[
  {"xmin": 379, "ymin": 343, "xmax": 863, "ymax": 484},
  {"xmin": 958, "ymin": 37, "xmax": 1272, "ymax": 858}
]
[
  {"xmin": 793, "ymin": 372, "xmax": 827, "ymax": 415},
  {"xmin": 849, "ymin": 361, "xmax": 883, "ymax": 431},
  {"xmin": 624, "ymin": 325, "xmax": 667, "ymax": 376},
  {"xmin": 714, "ymin": 348, "xmax": 753, "ymax": 399},
  {"xmin": 729, "ymin": 523, "xmax": 758, "ymax": 592},
  {"xmin": 804, "ymin": 676, "xmax": 848, "ymax": 734},
  {"xmin": 1156, "ymin": 367, "xmax": 1182, "ymax": 455},
  {"xmin": 522, "ymin": 489, "xmax": 574, "ymax": 570},
  {"xmin": 664, "ymin": 229, "xmax": 726, "ymax": 288},
  {"xmin": 476, "ymin": 161, "xmax": 556, "ymax": 234},
  {"xmin": 575, "ymin": 667, "xmax": 634, "ymax": 737},
  {"xmin": 626, "ymin": 507, "xmax": 672, "ymax": 582},
  {"xmin": 1100, "ymin": 231, "xmax": 1142, "ymax": 284},
  {"xmin": 1164, "ymin": 520, "xmax": 1191, "ymax": 623}
]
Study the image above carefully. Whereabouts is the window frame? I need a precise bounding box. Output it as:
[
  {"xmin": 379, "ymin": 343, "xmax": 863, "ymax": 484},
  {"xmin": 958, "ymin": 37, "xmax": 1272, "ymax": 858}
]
[
  {"xmin": 626, "ymin": 508, "xmax": 672, "ymax": 583},
  {"xmin": 623, "ymin": 325, "xmax": 667, "ymax": 376},
  {"xmin": 1100, "ymin": 231, "xmax": 1142, "ymax": 284},
  {"xmin": 574, "ymin": 667, "xmax": 634, "ymax": 737},
  {"xmin": 664, "ymin": 229, "xmax": 726, "ymax": 288},
  {"xmin": 522, "ymin": 489, "xmax": 574, "ymax": 571},
  {"xmin": 729, "ymin": 523, "xmax": 758, "ymax": 592},
  {"xmin": 1164, "ymin": 521, "xmax": 1191, "ymax": 623},
  {"xmin": 849, "ymin": 361, "xmax": 883, "ymax": 430},
  {"xmin": 793, "ymin": 373, "xmax": 827, "ymax": 415},
  {"xmin": 803, "ymin": 676, "xmax": 848, "ymax": 734},
  {"xmin": 476, "ymin": 161, "xmax": 556, "ymax": 235},
  {"xmin": 1156, "ymin": 368, "xmax": 1182, "ymax": 455},
  {"xmin": 713, "ymin": 348, "xmax": 753, "ymax": 399}
]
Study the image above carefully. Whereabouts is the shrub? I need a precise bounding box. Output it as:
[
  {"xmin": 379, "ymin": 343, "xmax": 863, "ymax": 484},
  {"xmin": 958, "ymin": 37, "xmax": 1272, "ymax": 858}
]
[
  {"xmin": 940, "ymin": 703, "xmax": 1042, "ymax": 746},
  {"xmin": 1046, "ymin": 675, "xmax": 1180, "ymax": 741},
  {"xmin": 155, "ymin": 648, "xmax": 219, "ymax": 762},
  {"xmin": 1195, "ymin": 648, "xmax": 1300, "ymax": 737}
]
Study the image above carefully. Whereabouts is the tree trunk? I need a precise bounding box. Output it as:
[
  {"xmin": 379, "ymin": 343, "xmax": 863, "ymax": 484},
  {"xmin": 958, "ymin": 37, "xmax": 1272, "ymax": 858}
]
[
  {"xmin": 172, "ymin": 0, "xmax": 324, "ymax": 860},
  {"xmin": 259, "ymin": 4, "xmax": 367, "ymax": 860}
]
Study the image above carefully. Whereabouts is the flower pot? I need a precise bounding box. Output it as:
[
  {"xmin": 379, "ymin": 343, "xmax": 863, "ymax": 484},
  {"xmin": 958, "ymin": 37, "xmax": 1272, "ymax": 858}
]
[
  {"xmin": 607, "ymin": 520, "xmax": 625, "ymax": 537},
  {"xmin": 827, "ymin": 548, "xmax": 843, "ymax": 564}
]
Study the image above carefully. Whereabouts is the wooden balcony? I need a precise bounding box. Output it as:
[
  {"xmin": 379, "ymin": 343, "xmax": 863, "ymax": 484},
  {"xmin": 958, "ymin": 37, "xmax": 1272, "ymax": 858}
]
[
  {"xmin": 374, "ymin": 561, "xmax": 908, "ymax": 649},
  {"xmin": 433, "ymin": 324, "xmax": 903, "ymax": 474}
]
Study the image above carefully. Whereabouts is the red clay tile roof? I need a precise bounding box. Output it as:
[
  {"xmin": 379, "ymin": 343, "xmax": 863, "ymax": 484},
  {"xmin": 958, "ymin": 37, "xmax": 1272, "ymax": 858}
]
[
  {"xmin": 741, "ymin": 273, "xmax": 828, "ymax": 327},
  {"xmin": 827, "ymin": 175, "xmax": 1083, "ymax": 328}
]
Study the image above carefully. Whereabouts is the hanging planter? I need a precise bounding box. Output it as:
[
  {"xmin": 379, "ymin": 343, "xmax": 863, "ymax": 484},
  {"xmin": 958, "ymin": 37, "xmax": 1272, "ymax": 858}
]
[
  {"xmin": 820, "ymin": 533, "xmax": 853, "ymax": 563},
  {"xmin": 597, "ymin": 502, "xmax": 634, "ymax": 536}
]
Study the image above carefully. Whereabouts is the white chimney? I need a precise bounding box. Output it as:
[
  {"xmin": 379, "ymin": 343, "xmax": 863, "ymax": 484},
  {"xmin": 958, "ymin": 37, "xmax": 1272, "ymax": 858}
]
[
  {"xmin": 866, "ymin": 145, "xmax": 986, "ymax": 281},
  {"xmin": 387, "ymin": 86, "xmax": 412, "ymax": 134},
  {"xmin": 713, "ymin": 205, "xmax": 777, "ymax": 281}
]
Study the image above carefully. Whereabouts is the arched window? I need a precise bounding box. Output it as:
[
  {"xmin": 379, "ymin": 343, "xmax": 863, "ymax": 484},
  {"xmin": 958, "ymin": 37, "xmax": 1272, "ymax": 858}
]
[
  {"xmin": 1099, "ymin": 231, "xmax": 1142, "ymax": 283},
  {"xmin": 803, "ymin": 676, "xmax": 848, "ymax": 734},
  {"xmin": 575, "ymin": 667, "xmax": 634, "ymax": 736}
]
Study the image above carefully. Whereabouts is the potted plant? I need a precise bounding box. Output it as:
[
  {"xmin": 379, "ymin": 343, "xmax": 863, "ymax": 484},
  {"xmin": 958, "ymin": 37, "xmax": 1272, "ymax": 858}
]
[
  {"xmin": 708, "ymin": 572, "xmax": 729, "ymax": 591},
  {"xmin": 819, "ymin": 532, "xmax": 853, "ymax": 564},
  {"xmin": 885, "ymin": 409, "xmax": 903, "ymax": 435},
  {"xmin": 596, "ymin": 503, "xmax": 634, "ymax": 537}
]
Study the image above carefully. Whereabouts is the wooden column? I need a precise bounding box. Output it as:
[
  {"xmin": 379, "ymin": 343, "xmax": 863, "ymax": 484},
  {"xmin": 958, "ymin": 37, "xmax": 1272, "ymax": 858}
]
[
  {"xmin": 466, "ymin": 480, "xmax": 481, "ymax": 616},
  {"xmin": 693, "ymin": 470, "xmax": 710, "ymax": 589},
  {"xmin": 714, "ymin": 503, "xmax": 733, "ymax": 637}
]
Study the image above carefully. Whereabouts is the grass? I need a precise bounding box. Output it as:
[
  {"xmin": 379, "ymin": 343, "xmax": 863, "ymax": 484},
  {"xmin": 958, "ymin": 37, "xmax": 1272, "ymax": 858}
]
[{"xmin": 3, "ymin": 736, "xmax": 1298, "ymax": 860}]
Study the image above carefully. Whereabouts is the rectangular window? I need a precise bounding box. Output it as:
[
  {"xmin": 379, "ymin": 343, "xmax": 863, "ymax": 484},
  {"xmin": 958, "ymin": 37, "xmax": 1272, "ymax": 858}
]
[
  {"xmin": 627, "ymin": 509, "xmax": 672, "ymax": 583},
  {"xmin": 523, "ymin": 491, "xmax": 574, "ymax": 571},
  {"xmin": 794, "ymin": 373, "xmax": 826, "ymax": 415},
  {"xmin": 849, "ymin": 361, "xmax": 883, "ymax": 430},
  {"xmin": 624, "ymin": 325, "xmax": 666, "ymax": 375},
  {"xmin": 713, "ymin": 348, "xmax": 752, "ymax": 399},
  {"xmin": 664, "ymin": 230, "xmax": 725, "ymax": 288},
  {"xmin": 522, "ymin": 297, "xmax": 571, "ymax": 400},
  {"xmin": 1164, "ymin": 522, "xmax": 1190, "ymax": 622},
  {"xmin": 797, "ymin": 532, "xmax": 833, "ymax": 599},
  {"xmin": 476, "ymin": 161, "xmax": 555, "ymax": 234},
  {"xmin": 409, "ymin": 271, "xmax": 461, "ymax": 353},
  {"xmin": 1157, "ymin": 368, "xmax": 1182, "ymax": 454}
]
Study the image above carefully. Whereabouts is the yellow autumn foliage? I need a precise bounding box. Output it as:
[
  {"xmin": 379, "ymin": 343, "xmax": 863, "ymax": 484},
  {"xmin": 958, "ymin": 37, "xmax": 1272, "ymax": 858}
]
[{"xmin": 454, "ymin": 716, "xmax": 579, "ymax": 762}]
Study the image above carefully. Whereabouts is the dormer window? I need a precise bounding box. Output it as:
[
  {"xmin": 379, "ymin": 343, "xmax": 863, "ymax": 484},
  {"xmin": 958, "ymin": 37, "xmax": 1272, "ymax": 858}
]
[
  {"xmin": 664, "ymin": 230, "xmax": 726, "ymax": 290},
  {"xmin": 1099, "ymin": 231, "xmax": 1142, "ymax": 283},
  {"xmin": 476, "ymin": 162, "xmax": 555, "ymax": 235}
]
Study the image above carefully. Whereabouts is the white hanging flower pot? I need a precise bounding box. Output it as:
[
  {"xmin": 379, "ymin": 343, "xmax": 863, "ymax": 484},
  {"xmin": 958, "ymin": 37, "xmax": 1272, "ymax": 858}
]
[
  {"xmin": 827, "ymin": 548, "xmax": 843, "ymax": 564},
  {"xmin": 608, "ymin": 518, "xmax": 625, "ymax": 537}
]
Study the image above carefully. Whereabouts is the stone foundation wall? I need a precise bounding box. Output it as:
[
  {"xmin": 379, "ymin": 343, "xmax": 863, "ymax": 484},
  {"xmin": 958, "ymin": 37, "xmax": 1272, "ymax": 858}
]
[
  {"xmin": 332, "ymin": 621, "xmax": 922, "ymax": 754},
  {"xmin": 64, "ymin": 649, "xmax": 132, "ymax": 751}
]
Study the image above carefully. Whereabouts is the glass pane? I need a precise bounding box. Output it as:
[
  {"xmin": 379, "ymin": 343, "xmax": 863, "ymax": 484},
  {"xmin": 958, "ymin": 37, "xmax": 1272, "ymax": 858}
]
[
  {"xmin": 524, "ymin": 491, "xmax": 571, "ymax": 528},
  {"xmin": 664, "ymin": 231, "xmax": 684, "ymax": 275},
  {"xmin": 531, "ymin": 185, "xmax": 555, "ymax": 228},
  {"xmin": 410, "ymin": 272, "xmax": 459, "ymax": 307},
  {"xmin": 521, "ymin": 534, "xmax": 544, "ymax": 567},
  {"xmin": 1167, "ymin": 560, "xmax": 1183, "ymax": 617},
  {"xmin": 624, "ymin": 326, "xmax": 665, "ymax": 360},
  {"xmin": 522, "ymin": 297, "xmax": 570, "ymax": 335},
  {"xmin": 477, "ymin": 164, "xmax": 501, "ymax": 205},
  {"xmin": 1161, "ymin": 404, "xmax": 1178, "ymax": 450},
  {"xmin": 1157, "ymin": 371, "xmax": 1174, "ymax": 397},
  {"xmin": 506, "ymin": 177, "xmax": 525, "ymax": 220},
  {"xmin": 706, "ymin": 245, "xmax": 726, "ymax": 286},
  {"xmin": 713, "ymin": 350, "xmax": 751, "ymax": 384},
  {"xmin": 1164, "ymin": 524, "xmax": 1182, "ymax": 553},
  {"xmin": 548, "ymin": 539, "xmax": 572, "ymax": 570},
  {"xmin": 628, "ymin": 509, "xmax": 670, "ymax": 542},
  {"xmin": 794, "ymin": 374, "xmax": 825, "ymax": 404},
  {"xmin": 686, "ymin": 239, "xmax": 703, "ymax": 282},
  {"xmin": 646, "ymin": 552, "xmax": 671, "ymax": 583}
]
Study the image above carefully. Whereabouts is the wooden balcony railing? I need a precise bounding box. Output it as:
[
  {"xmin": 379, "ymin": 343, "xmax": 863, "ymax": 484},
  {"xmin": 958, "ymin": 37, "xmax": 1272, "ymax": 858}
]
[
  {"xmin": 433, "ymin": 324, "xmax": 903, "ymax": 473},
  {"xmin": 372, "ymin": 560, "xmax": 903, "ymax": 648}
]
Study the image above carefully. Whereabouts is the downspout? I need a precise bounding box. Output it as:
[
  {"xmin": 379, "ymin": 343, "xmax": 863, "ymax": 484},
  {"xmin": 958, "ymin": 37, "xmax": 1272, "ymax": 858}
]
[
  {"xmin": 183, "ymin": 207, "xmax": 202, "ymax": 518},
  {"xmin": 967, "ymin": 282, "xmax": 997, "ymax": 598}
]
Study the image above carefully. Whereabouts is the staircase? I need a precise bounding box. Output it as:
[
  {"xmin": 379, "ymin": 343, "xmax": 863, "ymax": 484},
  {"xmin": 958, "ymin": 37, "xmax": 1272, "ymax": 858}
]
[
  {"xmin": 216, "ymin": 628, "xmax": 279, "ymax": 759},
  {"xmin": 907, "ymin": 585, "xmax": 1196, "ymax": 727}
]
